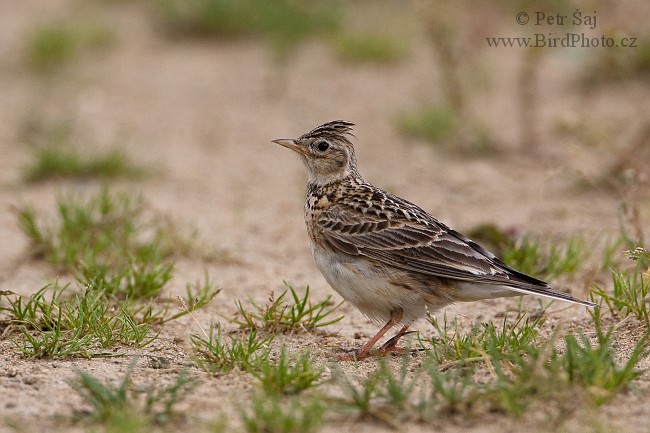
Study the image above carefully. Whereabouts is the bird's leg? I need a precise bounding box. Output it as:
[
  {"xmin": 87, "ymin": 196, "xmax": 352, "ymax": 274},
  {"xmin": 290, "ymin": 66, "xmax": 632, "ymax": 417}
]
[
  {"xmin": 378, "ymin": 326, "xmax": 411, "ymax": 354},
  {"xmin": 353, "ymin": 321, "xmax": 396, "ymax": 359},
  {"xmin": 341, "ymin": 309, "xmax": 402, "ymax": 360}
]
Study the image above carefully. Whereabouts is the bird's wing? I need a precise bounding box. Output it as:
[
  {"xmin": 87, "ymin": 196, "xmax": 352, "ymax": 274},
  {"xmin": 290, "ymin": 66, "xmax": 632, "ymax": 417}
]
[
  {"xmin": 319, "ymin": 204, "xmax": 513, "ymax": 281},
  {"xmin": 317, "ymin": 203, "xmax": 595, "ymax": 307}
]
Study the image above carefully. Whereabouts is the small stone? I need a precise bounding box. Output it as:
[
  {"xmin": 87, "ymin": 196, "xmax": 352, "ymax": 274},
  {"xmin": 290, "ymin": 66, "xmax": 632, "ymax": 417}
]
[{"xmin": 148, "ymin": 356, "xmax": 170, "ymax": 369}]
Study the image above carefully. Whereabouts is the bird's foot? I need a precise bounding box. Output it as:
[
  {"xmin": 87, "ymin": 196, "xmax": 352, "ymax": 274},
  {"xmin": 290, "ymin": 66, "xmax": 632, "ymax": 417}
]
[
  {"xmin": 335, "ymin": 345, "xmax": 410, "ymax": 361},
  {"xmin": 336, "ymin": 347, "xmax": 372, "ymax": 361},
  {"xmin": 378, "ymin": 346, "xmax": 406, "ymax": 356},
  {"xmin": 378, "ymin": 330, "xmax": 416, "ymax": 353}
]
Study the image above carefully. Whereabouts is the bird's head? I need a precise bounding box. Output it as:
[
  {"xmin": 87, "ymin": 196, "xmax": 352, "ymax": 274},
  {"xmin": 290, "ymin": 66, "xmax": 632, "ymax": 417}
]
[{"xmin": 272, "ymin": 120, "xmax": 358, "ymax": 185}]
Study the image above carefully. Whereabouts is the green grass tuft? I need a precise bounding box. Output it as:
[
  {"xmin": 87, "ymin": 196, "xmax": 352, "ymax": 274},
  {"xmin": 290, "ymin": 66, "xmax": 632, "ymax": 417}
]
[
  {"xmin": 485, "ymin": 325, "xmax": 649, "ymax": 413},
  {"xmin": 252, "ymin": 347, "xmax": 322, "ymax": 395},
  {"xmin": 21, "ymin": 114, "xmax": 144, "ymax": 182},
  {"xmin": 70, "ymin": 366, "xmax": 194, "ymax": 426},
  {"xmin": 233, "ymin": 283, "xmax": 343, "ymax": 333},
  {"xmin": 326, "ymin": 315, "xmax": 647, "ymax": 423},
  {"xmin": 26, "ymin": 147, "xmax": 144, "ymax": 182},
  {"xmin": 28, "ymin": 25, "xmax": 77, "ymax": 71},
  {"xmin": 418, "ymin": 362, "xmax": 475, "ymax": 418},
  {"xmin": 397, "ymin": 105, "xmax": 459, "ymax": 144},
  {"xmin": 422, "ymin": 312, "xmax": 544, "ymax": 365},
  {"xmin": 334, "ymin": 32, "xmax": 408, "ymax": 63},
  {"xmin": 2, "ymin": 284, "xmax": 151, "ymax": 358},
  {"xmin": 27, "ymin": 22, "xmax": 114, "ymax": 72},
  {"xmin": 592, "ymin": 246, "xmax": 650, "ymax": 324},
  {"xmin": 78, "ymin": 260, "xmax": 175, "ymax": 302},
  {"xmin": 192, "ymin": 324, "xmax": 272, "ymax": 374},
  {"xmin": 0, "ymin": 271, "xmax": 220, "ymax": 358},
  {"xmin": 17, "ymin": 188, "xmax": 194, "ymax": 272},
  {"xmin": 6, "ymin": 189, "xmax": 220, "ymax": 358},
  {"xmin": 331, "ymin": 353, "xmax": 437, "ymax": 426},
  {"xmin": 558, "ymin": 328, "xmax": 648, "ymax": 405},
  {"xmin": 241, "ymin": 391, "xmax": 325, "ymax": 433},
  {"xmin": 158, "ymin": 0, "xmax": 341, "ymax": 55},
  {"xmin": 330, "ymin": 365, "xmax": 380, "ymax": 420},
  {"xmin": 502, "ymin": 236, "xmax": 588, "ymax": 281}
]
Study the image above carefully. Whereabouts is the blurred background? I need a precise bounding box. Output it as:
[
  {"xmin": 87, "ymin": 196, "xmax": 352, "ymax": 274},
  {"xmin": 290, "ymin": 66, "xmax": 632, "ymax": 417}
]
[
  {"xmin": 0, "ymin": 2, "xmax": 649, "ymax": 429},
  {"xmin": 0, "ymin": 0, "xmax": 649, "ymax": 291}
]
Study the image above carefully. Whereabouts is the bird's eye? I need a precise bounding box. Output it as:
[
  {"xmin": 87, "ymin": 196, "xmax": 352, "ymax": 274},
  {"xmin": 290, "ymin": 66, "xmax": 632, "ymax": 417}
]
[{"xmin": 317, "ymin": 141, "xmax": 330, "ymax": 152}]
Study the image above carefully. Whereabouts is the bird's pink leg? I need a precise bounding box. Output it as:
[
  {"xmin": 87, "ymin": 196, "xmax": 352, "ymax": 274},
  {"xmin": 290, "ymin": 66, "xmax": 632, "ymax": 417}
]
[
  {"xmin": 339, "ymin": 309, "xmax": 402, "ymax": 360},
  {"xmin": 378, "ymin": 325, "xmax": 411, "ymax": 353}
]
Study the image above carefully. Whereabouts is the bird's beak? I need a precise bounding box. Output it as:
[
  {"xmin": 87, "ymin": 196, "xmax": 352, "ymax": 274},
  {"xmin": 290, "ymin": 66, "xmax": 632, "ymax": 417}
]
[{"xmin": 271, "ymin": 138, "xmax": 308, "ymax": 156}]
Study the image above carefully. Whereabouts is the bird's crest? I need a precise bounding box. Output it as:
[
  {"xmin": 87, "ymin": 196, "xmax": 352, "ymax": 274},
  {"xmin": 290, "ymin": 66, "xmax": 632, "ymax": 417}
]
[{"xmin": 300, "ymin": 120, "xmax": 356, "ymax": 144}]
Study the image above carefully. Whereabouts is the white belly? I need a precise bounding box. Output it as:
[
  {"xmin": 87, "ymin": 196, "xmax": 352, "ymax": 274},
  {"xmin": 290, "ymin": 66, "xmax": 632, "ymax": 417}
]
[{"xmin": 311, "ymin": 244, "xmax": 428, "ymax": 324}]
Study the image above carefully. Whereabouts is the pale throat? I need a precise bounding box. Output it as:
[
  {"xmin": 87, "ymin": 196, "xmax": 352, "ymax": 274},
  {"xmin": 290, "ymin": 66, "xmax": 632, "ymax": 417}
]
[{"xmin": 306, "ymin": 165, "xmax": 353, "ymax": 186}]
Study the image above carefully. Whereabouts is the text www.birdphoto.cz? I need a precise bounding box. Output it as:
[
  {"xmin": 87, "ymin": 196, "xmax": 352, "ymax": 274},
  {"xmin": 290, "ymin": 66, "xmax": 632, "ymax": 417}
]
[{"xmin": 486, "ymin": 9, "xmax": 639, "ymax": 48}]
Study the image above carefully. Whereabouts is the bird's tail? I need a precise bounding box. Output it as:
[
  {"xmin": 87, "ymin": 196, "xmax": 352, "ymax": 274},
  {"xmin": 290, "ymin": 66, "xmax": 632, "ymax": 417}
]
[
  {"xmin": 501, "ymin": 284, "xmax": 598, "ymax": 308},
  {"xmin": 456, "ymin": 281, "xmax": 597, "ymax": 308}
]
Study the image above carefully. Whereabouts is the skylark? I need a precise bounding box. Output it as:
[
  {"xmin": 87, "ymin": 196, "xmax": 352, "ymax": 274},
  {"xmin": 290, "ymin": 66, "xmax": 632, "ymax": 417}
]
[{"xmin": 273, "ymin": 120, "xmax": 596, "ymax": 359}]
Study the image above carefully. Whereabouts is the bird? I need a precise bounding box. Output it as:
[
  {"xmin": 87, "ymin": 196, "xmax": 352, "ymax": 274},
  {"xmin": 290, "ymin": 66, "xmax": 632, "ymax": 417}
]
[{"xmin": 272, "ymin": 120, "xmax": 596, "ymax": 360}]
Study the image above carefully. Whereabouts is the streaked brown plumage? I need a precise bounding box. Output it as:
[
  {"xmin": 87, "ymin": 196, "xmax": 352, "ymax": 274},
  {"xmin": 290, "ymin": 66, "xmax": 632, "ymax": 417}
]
[{"xmin": 273, "ymin": 120, "xmax": 596, "ymax": 359}]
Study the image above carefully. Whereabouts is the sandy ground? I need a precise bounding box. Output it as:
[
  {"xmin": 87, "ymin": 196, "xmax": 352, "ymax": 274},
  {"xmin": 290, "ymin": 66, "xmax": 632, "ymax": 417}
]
[{"xmin": 0, "ymin": 1, "xmax": 649, "ymax": 432}]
